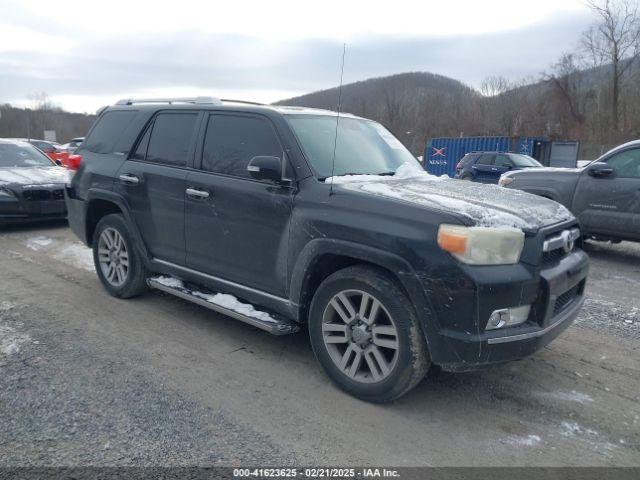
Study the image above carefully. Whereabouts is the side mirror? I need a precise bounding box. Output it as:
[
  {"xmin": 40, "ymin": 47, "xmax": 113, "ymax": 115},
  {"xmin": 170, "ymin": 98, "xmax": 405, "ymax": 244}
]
[
  {"xmin": 587, "ymin": 162, "xmax": 614, "ymax": 178},
  {"xmin": 54, "ymin": 159, "xmax": 63, "ymax": 166},
  {"xmin": 247, "ymin": 156, "xmax": 283, "ymax": 183}
]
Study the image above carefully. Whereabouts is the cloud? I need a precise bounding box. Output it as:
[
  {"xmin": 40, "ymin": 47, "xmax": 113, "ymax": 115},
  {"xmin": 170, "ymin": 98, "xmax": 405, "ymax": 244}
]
[{"xmin": 0, "ymin": 10, "xmax": 592, "ymax": 112}]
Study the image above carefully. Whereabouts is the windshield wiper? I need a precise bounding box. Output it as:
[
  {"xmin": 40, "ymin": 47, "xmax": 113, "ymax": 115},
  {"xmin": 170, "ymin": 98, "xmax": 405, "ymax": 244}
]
[{"xmin": 318, "ymin": 171, "xmax": 398, "ymax": 181}]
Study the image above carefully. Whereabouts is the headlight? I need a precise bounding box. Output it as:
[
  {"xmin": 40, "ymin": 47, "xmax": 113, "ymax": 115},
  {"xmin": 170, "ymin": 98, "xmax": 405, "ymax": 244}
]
[
  {"xmin": 0, "ymin": 187, "xmax": 17, "ymax": 199},
  {"xmin": 437, "ymin": 224, "xmax": 525, "ymax": 265},
  {"xmin": 498, "ymin": 176, "xmax": 513, "ymax": 187}
]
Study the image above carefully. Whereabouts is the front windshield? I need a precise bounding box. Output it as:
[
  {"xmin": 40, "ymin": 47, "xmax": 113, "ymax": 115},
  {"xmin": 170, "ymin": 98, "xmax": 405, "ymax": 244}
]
[
  {"xmin": 0, "ymin": 143, "xmax": 54, "ymax": 168},
  {"xmin": 286, "ymin": 114, "xmax": 420, "ymax": 178},
  {"xmin": 510, "ymin": 154, "xmax": 542, "ymax": 167}
]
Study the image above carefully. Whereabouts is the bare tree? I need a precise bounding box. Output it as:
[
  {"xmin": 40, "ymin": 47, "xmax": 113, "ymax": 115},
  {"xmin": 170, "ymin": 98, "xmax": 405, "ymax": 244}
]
[
  {"xmin": 545, "ymin": 52, "xmax": 594, "ymax": 126},
  {"xmin": 581, "ymin": 0, "xmax": 640, "ymax": 134},
  {"xmin": 27, "ymin": 92, "xmax": 58, "ymax": 111}
]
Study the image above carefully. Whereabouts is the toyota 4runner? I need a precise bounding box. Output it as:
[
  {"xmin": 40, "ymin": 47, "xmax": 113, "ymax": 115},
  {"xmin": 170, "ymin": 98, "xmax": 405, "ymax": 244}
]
[{"xmin": 66, "ymin": 97, "xmax": 589, "ymax": 402}]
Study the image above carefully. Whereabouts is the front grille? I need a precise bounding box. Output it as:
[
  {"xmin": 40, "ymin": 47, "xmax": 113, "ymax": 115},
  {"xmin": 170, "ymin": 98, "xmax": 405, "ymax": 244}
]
[
  {"xmin": 553, "ymin": 283, "xmax": 582, "ymax": 315},
  {"xmin": 22, "ymin": 189, "xmax": 64, "ymax": 201},
  {"xmin": 542, "ymin": 226, "xmax": 581, "ymax": 266},
  {"xmin": 542, "ymin": 248, "xmax": 567, "ymax": 265}
]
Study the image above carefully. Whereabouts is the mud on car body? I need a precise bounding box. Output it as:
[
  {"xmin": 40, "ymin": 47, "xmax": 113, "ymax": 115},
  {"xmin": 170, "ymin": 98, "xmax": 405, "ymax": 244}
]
[{"xmin": 65, "ymin": 97, "xmax": 589, "ymax": 402}]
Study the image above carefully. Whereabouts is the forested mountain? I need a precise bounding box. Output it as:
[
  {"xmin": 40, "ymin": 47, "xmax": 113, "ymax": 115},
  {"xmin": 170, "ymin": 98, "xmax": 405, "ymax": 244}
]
[{"xmin": 276, "ymin": 66, "xmax": 640, "ymax": 158}]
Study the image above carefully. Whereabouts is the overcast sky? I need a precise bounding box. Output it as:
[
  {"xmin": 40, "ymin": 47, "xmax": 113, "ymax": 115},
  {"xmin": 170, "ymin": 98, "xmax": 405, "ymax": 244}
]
[{"xmin": 0, "ymin": 0, "xmax": 594, "ymax": 113}]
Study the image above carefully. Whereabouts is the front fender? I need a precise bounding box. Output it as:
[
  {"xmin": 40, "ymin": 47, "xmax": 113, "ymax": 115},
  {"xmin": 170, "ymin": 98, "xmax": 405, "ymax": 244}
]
[
  {"xmin": 289, "ymin": 238, "xmax": 439, "ymax": 351},
  {"xmin": 517, "ymin": 186, "xmax": 560, "ymax": 202}
]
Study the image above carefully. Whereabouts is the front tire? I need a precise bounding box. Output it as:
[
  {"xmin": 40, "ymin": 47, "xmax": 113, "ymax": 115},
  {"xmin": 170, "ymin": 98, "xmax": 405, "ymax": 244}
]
[
  {"xmin": 93, "ymin": 214, "xmax": 148, "ymax": 298},
  {"xmin": 308, "ymin": 265, "xmax": 430, "ymax": 403}
]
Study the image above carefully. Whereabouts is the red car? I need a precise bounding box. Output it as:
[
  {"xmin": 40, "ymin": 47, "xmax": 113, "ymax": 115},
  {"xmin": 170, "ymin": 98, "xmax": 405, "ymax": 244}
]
[{"xmin": 24, "ymin": 139, "xmax": 82, "ymax": 170}]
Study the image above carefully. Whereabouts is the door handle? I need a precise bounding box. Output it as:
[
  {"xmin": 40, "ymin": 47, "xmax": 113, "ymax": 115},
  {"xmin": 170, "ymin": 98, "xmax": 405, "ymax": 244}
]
[
  {"xmin": 186, "ymin": 187, "xmax": 210, "ymax": 199},
  {"xmin": 119, "ymin": 174, "xmax": 140, "ymax": 185}
]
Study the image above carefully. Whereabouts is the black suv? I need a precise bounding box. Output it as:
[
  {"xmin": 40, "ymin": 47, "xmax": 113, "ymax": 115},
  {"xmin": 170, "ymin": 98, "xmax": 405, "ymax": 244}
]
[{"xmin": 66, "ymin": 97, "xmax": 589, "ymax": 402}]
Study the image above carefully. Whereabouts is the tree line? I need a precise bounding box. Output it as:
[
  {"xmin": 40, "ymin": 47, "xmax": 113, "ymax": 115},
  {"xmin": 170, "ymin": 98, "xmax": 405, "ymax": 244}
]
[{"xmin": 0, "ymin": 93, "xmax": 96, "ymax": 144}]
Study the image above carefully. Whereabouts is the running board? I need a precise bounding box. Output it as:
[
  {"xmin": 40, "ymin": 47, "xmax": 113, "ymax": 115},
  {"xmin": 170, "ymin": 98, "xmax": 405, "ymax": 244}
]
[{"xmin": 147, "ymin": 277, "xmax": 300, "ymax": 335}]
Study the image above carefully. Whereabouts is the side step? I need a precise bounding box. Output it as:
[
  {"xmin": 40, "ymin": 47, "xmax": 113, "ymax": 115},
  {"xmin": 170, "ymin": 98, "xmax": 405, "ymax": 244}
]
[{"xmin": 147, "ymin": 277, "xmax": 300, "ymax": 335}]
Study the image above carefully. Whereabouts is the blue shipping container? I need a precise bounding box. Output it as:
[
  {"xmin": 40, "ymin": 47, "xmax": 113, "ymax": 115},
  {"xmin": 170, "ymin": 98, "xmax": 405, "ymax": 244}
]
[{"xmin": 424, "ymin": 136, "xmax": 546, "ymax": 177}]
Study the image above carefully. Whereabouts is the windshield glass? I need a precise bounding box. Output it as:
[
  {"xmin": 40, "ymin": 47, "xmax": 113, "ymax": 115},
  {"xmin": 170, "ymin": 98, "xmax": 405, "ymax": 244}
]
[
  {"xmin": 0, "ymin": 143, "xmax": 54, "ymax": 168},
  {"xmin": 510, "ymin": 154, "xmax": 542, "ymax": 167},
  {"xmin": 286, "ymin": 115, "xmax": 420, "ymax": 178}
]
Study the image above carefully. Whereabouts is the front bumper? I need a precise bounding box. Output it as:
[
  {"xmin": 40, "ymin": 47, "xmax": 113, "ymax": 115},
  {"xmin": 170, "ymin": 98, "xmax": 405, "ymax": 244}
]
[
  {"xmin": 0, "ymin": 185, "xmax": 67, "ymax": 224},
  {"xmin": 427, "ymin": 248, "xmax": 589, "ymax": 371}
]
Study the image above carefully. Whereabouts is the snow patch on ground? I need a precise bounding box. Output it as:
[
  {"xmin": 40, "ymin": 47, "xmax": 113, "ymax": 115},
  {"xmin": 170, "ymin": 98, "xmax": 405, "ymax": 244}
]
[
  {"xmin": 153, "ymin": 276, "xmax": 277, "ymax": 323},
  {"xmin": 504, "ymin": 434, "xmax": 541, "ymax": 447},
  {"xmin": 535, "ymin": 390, "xmax": 594, "ymax": 404},
  {"xmin": 0, "ymin": 301, "xmax": 16, "ymax": 312},
  {"xmin": 577, "ymin": 297, "xmax": 639, "ymax": 339},
  {"xmin": 0, "ymin": 322, "xmax": 31, "ymax": 357},
  {"xmin": 23, "ymin": 236, "xmax": 94, "ymax": 272},
  {"xmin": 53, "ymin": 244, "xmax": 95, "ymax": 272},
  {"xmin": 560, "ymin": 421, "xmax": 598, "ymax": 438},
  {"xmin": 25, "ymin": 236, "xmax": 54, "ymax": 251}
]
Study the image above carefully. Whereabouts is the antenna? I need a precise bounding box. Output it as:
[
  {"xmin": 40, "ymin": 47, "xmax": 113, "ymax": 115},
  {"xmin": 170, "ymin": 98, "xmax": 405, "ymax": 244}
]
[{"xmin": 329, "ymin": 43, "xmax": 346, "ymax": 196}]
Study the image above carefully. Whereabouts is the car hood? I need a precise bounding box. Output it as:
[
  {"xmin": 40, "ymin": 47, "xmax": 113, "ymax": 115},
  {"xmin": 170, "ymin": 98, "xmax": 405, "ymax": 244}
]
[
  {"xmin": 0, "ymin": 166, "xmax": 71, "ymax": 187},
  {"xmin": 504, "ymin": 166, "xmax": 583, "ymax": 177},
  {"xmin": 328, "ymin": 163, "xmax": 574, "ymax": 231}
]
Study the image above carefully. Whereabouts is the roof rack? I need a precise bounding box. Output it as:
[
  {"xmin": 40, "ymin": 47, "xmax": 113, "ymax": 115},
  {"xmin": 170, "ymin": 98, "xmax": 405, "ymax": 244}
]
[
  {"xmin": 115, "ymin": 96, "xmax": 222, "ymax": 106},
  {"xmin": 219, "ymin": 99, "xmax": 265, "ymax": 106}
]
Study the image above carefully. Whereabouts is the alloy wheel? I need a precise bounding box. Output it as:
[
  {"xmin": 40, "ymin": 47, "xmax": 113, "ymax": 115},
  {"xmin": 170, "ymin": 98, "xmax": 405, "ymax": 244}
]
[
  {"xmin": 321, "ymin": 289, "xmax": 399, "ymax": 383},
  {"xmin": 97, "ymin": 227, "xmax": 129, "ymax": 287}
]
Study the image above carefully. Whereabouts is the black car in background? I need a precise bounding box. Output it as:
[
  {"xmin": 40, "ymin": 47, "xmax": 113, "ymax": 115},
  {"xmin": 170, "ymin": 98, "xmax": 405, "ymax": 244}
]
[
  {"xmin": 455, "ymin": 152, "xmax": 542, "ymax": 183},
  {"xmin": 0, "ymin": 139, "xmax": 70, "ymax": 225}
]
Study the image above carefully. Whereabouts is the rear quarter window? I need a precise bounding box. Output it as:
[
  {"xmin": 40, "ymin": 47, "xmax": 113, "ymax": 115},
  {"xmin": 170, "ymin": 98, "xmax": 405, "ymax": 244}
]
[
  {"xmin": 84, "ymin": 110, "xmax": 137, "ymax": 154},
  {"xmin": 458, "ymin": 154, "xmax": 478, "ymax": 167}
]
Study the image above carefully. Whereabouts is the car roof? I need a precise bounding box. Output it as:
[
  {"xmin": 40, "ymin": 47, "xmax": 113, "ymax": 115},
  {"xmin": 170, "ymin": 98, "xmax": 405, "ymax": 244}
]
[
  {"xmin": 600, "ymin": 139, "xmax": 640, "ymax": 158},
  {"xmin": 107, "ymin": 98, "xmax": 364, "ymax": 120}
]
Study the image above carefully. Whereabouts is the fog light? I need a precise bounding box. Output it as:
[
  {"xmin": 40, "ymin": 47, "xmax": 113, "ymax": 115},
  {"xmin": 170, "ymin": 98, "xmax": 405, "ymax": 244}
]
[{"xmin": 486, "ymin": 305, "xmax": 531, "ymax": 330}]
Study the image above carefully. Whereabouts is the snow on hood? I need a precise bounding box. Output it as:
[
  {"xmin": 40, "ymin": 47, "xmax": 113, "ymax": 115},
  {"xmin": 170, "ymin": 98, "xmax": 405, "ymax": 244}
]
[
  {"xmin": 326, "ymin": 162, "xmax": 573, "ymax": 230},
  {"xmin": 0, "ymin": 166, "xmax": 71, "ymax": 186}
]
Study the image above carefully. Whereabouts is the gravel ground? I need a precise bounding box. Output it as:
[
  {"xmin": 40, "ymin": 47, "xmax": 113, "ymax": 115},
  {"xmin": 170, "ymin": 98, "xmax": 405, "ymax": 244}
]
[{"xmin": 0, "ymin": 222, "xmax": 638, "ymax": 467}]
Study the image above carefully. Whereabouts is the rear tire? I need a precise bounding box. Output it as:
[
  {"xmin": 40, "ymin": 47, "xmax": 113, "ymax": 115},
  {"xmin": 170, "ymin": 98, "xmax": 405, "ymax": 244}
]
[
  {"xmin": 93, "ymin": 214, "xmax": 148, "ymax": 299},
  {"xmin": 308, "ymin": 265, "xmax": 430, "ymax": 403}
]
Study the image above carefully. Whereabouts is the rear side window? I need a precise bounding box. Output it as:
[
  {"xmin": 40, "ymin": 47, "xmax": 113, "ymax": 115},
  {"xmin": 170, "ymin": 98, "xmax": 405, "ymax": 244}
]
[
  {"xmin": 201, "ymin": 114, "xmax": 282, "ymax": 179},
  {"xmin": 495, "ymin": 154, "xmax": 513, "ymax": 167},
  {"xmin": 145, "ymin": 113, "xmax": 198, "ymax": 167},
  {"xmin": 84, "ymin": 111, "xmax": 137, "ymax": 154},
  {"xmin": 476, "ymin": 154, "xmax": 495, "ymax": 165},
  {"xmin": 458, "ymin": 154, "xmax": 478, "ymax": 167}
]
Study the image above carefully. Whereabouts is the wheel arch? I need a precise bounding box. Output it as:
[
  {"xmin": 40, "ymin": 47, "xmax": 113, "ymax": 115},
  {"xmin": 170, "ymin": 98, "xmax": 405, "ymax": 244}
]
[
  {"xmin": 289, "ymin": 239, "xmax": 437, "ymax": 349},
  {"xmin": 85, "ymin": 189, "xmax": 149, "ymax": 260}
]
